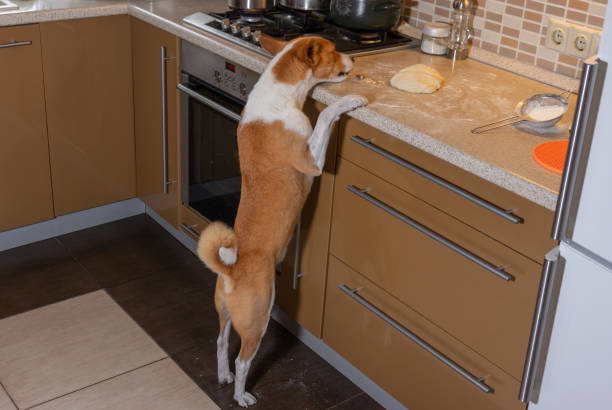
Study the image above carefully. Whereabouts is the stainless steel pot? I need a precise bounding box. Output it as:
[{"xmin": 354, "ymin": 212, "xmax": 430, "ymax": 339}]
[
  {"xmin": 228, "ymin": 0, "xmax": 276, "ymax": 12},
  {"xmin": 279, "ymin": 0, "xmax": 328, "ymax": 10},
  {"xmin": 329, "ymin": 0, "xmax": 403, "ymax": 31}
]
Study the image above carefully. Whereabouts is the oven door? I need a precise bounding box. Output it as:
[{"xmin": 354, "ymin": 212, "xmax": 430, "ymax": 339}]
[{"xmin": 178, "ymin": 74, "xmax": 243, "ymax": 226}]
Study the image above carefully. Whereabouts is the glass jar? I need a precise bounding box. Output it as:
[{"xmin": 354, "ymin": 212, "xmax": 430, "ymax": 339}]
[
  {"xmin": 421, "ymin": 22, "xmax": 450, "ymax": 55},
  {"xmin": 447, "ymin": 0, "xmax": 473, "ymax": 60}
]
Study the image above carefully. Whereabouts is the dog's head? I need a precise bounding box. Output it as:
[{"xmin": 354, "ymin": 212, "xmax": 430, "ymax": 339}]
[{"xmin": 260, "ymin": 35, "xmax": 354, "ymax": 85}]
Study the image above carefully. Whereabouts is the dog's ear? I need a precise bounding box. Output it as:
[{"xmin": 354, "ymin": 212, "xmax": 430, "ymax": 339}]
[
  {"xmin": 300, "ymin": 38, "xmax": 323, "ymax": 66},
  {"xmin": 259, "ymin": 35, "xmax": 288, "ymax": 56}
]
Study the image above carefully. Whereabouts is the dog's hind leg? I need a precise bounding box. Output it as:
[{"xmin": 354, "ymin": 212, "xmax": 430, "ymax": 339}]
[
  {"xmin": 217, "ymin": 311, "xmax": 234, "ymax": 384},
  {"xmin": 215, "ymin": 286, "xmax": 234, "ymax": 385},
  {"xmin": 231, "ymin": 283, "xmax": 275, "ymax": 407},
  {"xmin": 233, "ymin": 332, "xmax": 262, "ymax": 407}
]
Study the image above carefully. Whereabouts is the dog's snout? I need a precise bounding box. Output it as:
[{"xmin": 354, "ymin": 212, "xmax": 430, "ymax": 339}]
[{"xmin": 340, "ymin": 53, "xmax": 354, "ymax": 74}]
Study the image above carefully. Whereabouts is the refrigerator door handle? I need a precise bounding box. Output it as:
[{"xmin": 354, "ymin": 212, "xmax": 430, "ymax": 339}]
[
  {"xmin": 552, "ymin": 57, "xmax": 607, "ymax": 241},
  {"xmin": 519, "ymin": 246, "xmax": 562, "ymax": 403}
]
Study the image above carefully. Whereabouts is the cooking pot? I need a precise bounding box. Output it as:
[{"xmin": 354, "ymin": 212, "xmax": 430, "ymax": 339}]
[
  {"xmin": 329, "ymin": 0, "xmax": 403, "ymax": 31},
  {"xmin": 279, "ymin": 0, "xmax": 328, "ymax": 10},
  {"xmin": 228, "ymin": 0, "xmax": 276, "ymax": 12}
]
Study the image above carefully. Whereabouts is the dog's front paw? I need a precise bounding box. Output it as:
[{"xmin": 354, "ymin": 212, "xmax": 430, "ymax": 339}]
[
  {"xmin": 337, "ymin": 95, "xmax": 368, "ymax": 112},
  {"xmin": 218, "ymin": 371, "xmax": 234, "ymax": 385},
  {"xmin": 234, "ymin": 391, "xmax": 257, "ymax": 407}
]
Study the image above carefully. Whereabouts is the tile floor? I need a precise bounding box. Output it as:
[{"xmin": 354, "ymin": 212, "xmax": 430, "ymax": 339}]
[{"xmin": 0, "ymin": 215, "xmax": 383, "ymax": 410}]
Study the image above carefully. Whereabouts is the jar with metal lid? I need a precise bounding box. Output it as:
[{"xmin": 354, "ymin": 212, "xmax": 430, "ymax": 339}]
[{"xmin": 420, "ymin": 22, "xmax": 450, "ymax": 55}]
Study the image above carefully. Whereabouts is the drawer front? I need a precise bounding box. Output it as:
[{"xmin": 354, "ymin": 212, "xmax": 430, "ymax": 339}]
[
  {"xmin": 323, "ymin": 256, "xmax": 526, "ymax": 410},
  {"xmin": 179, "ymin": 205, "xmax": 209, "ymax": 240},
  {"xmin": 338, "ymin": 118, "xmax": 555, "ymax": 262},
  {"xmin": 330, "ymin": 159, "xmax": 541, "ymax": 378}
]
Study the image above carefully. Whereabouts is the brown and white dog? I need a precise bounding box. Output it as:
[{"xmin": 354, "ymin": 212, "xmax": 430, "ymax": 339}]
[{"xmin": 196, "ymin": 35, "xmax": 367, "ymax": 407}]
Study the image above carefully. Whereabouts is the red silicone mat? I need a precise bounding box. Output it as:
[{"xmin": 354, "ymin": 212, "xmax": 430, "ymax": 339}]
[{"xmin": 533, "ymin": 140, "xmax": 569, "ymax": 175}]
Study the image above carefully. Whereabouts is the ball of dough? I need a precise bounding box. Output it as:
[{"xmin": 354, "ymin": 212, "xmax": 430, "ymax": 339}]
[{"xmin": 390, "ymin": 64, "xmax": 443, "ymax": 94}]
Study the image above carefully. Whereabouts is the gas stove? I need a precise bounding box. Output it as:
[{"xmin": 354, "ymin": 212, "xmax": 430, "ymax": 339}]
[{"xmin": 183, "ymin": 8, "xmax": 417, "ymax": 58}]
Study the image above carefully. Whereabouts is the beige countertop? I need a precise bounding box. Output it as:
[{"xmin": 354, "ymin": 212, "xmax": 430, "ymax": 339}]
[
  {"xmin": 314, "ymin": 51, "xmax": 574, "ymax": 211},
  {"xmin": 1, "ymin": 0, "xmax": 571, "ymax": 210}
]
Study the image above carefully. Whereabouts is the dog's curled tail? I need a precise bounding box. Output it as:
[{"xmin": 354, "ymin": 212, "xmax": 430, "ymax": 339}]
[{"xmin": 197, "ymin": 221, "xmax": 238, "ymax": 282}]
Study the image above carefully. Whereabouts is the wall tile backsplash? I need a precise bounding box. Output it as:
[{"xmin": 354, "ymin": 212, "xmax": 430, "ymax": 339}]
[{"xmin": 404, "ymin": 0, "xmax": 608, "ymax": 78}]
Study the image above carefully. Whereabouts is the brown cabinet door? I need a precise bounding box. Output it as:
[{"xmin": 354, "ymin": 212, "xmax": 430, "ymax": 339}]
[
  {"xmin": 276, "ymin": 100, "xmax": 338, "ymax": 338},
  {"xmin": 0, "ymin": 24, "xmax": 54, "ymax": 232},
  {"xmin": 40, "ymin": 16, "xmax": 135, "ymax": 216},
  {"xmin": 324, "ymin": 256, "xmax": 526, "ymax": 410},
  {"xmin": 132, "ymin": 18, "xmax": 179, "ymax": 226}
]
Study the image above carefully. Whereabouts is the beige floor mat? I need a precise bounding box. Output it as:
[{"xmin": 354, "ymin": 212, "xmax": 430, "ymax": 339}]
[
  {"xmin": 30, "ymin": 358, "xmax": 219, "ymax": 410},
  {"xmin": 0, "ymin": 291, "xmax": 166, "ymax": 409}
]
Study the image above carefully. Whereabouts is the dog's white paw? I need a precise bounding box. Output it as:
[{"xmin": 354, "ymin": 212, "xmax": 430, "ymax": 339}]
[
  {"xmin": 234, "ymin": 391, "xmax": 257, "ymax": 407},
  {"xmin": 337, "ymin": 95, "xmax": 368, "ymax": 112},
  {"xmin": 218, "ymin": 371, "xmax": 234, "ymax": 385}
]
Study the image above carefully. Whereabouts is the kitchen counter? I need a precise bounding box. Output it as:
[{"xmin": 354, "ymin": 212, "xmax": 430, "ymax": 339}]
[
  {"xmin": 1, "ymin": 0, "xmax": 572, "ymax": 210},
  {"xmin": 315, "ymin": 52, "xmax": 574, "ymax": 211}
]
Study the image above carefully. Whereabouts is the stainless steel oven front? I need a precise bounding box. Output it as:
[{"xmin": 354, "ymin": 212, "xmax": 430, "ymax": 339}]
[{"xmin": 178, "ymin": 41, "xmax": 259, "ymax": 226}]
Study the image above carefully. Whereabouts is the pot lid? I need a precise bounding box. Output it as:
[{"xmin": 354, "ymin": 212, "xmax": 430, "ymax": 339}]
[{"xmin": 422, "ymin": 22, "xmax": 450, "ymax": 37}]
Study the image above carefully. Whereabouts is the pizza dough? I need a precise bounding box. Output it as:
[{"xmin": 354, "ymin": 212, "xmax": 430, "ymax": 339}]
[{"xmin": 390, "ymin": 64, "xmax": 444, "ymax": 94}]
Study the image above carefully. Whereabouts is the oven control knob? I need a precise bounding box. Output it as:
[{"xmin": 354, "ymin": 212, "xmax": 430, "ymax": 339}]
[
  {"xmin": 253, "ymin": 30, "xmax": 262, "ymax": 44},
  {"xmin": 241, "ymin": 26, "xmax": 251, "ymax": 40},
  {"xmin": 214, "ymin": 70, "xmax": 221, "ymax": 83},
  {"xmin": 230, "ymin": 23, "xmax": 241, "ymax": 35},
  {"xmin": 239, "ymin": 83, "xmax": 247, "ymax": 96},
  {"xmin": 220, "ymin": 18, "xmax": 230, "ymax": 32}
]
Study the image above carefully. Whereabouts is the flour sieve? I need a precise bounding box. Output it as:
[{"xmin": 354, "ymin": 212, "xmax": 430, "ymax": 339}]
[{"xmin": 471, "ymin": 90, "xmax": 570, "ymax": 134}]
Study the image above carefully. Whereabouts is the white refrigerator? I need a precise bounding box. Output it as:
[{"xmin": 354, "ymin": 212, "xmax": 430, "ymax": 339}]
[{"xmin": 519, "ymin": 6, "xmax": 612, "ymax": 410}]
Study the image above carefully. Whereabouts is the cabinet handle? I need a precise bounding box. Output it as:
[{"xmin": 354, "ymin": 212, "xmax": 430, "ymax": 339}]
[
  {"xmin": 519, "ymin": 247, "xmax": 560, "ymax": 403},
  {"xmin": 0, "ymin": 40, "xmax": 31, "ymax": 49},
  {"xmin": 339, "ymin": 284, "xmax": 494, "ymax": 394},
  {"xmin": 161, "ymin": 46, "xmax": 175, "ymax": 195},
  {"xmin": 348, "ymin": 185, "xmax": 514, "ymax": 281},
  {"xmin": 349, "ymin": 136, "xmax": 523, "ymax": 224},
  {"xmin": 180, "ymin": 223, "xmax": 200, "ymax": 239},
  {"xmin": 292, "ymin": 213, "xmax": 304, "ymax": 290}
]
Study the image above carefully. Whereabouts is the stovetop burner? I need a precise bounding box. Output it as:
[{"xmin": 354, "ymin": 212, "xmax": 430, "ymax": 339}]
[
  {"xmin": 183, "ymin": 7, "xmax": 418, "ymax": 57},
  {"xmin": 340, "ymin": 30, "xmax": 383, "ymax": 45},
  {"xmin": 238, "ymin": 14, "xmax": 264, "ymax": 23}
]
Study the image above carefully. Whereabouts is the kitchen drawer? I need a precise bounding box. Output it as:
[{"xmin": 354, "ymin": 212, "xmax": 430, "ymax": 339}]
[
  {"xmin": 338, "ymin": 118, "xmax": 555, "ymax": 262},
  {"xmin": 323, "ymin": 256, "xmax": 526, "ymax": 410},
  {"xmin": 330, "ymin": 159, "xmax": 541, "ymax": 378},
  {"xmin": 178, "ymin": 204, "xmax": 209, "ymax": 240}
]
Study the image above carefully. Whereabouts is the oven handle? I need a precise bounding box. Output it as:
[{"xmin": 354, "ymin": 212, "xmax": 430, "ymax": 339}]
[{"xmin": 177, "ymin": 82, "xmax": 242, "ymax": 123}]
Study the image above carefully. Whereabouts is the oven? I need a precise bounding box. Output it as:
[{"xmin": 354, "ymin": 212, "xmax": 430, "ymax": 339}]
[{"xmin": 177, "ymin": 41, "xmax": 259, "ymax": 226}]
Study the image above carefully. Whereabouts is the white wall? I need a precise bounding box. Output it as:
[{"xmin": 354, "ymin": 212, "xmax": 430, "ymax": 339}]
[{"xmin": 598, "ymin": 2, "xmax": 612, "ymax": 57}]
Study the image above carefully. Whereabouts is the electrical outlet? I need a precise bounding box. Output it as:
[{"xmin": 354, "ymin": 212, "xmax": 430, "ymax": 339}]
[
  {"xmin": 567, "ymin": 25, "xmax": 598, "ymax": 58},
  {"xmin": 546, "ymin": 18, "xmax": 569, "ymax": 53},
  {"xmin": 546, "ymin": 18, "xmax": 603, "ymax": 58}
]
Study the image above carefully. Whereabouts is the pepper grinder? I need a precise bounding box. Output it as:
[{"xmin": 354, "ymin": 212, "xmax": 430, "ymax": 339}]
[{"xmin": 447, "ymin": 0, "xmax": 473, "ymax": 61}]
